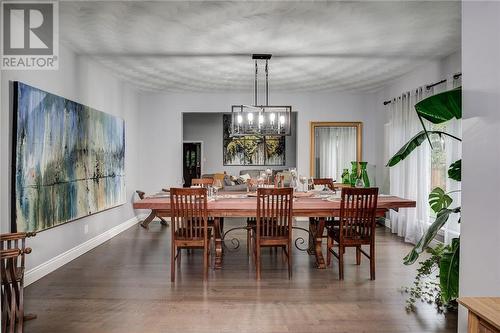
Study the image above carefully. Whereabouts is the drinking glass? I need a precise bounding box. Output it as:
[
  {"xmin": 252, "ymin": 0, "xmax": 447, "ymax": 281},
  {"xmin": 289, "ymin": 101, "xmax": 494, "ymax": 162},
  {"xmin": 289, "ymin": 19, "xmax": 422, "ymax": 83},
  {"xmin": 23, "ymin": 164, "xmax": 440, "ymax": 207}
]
[
  {"xmin": 355, "ymin": 178, "xmax": 365, "ymax": 188},
  {"xmin": 213, "ymin": 179, "xmax": 223, "ymax": 199},
  {"xmin": 308, "ymin": 178, "xmax": 314, "ymax": 191},
  {"xmin": 177, "ymin": 177, "xmax": 185, "ymax": 188},
  {"xmin": 299, "ymin": 176, "xmax": 307, "ymax": 192}
]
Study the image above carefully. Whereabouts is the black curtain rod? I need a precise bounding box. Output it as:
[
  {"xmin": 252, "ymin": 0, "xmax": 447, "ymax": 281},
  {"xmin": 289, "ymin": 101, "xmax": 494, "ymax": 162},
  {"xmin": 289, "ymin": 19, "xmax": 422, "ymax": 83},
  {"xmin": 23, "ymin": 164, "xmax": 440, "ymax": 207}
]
[{"xmin": 383, "ymin": 73, "xmax": 462, "ymax": 105}]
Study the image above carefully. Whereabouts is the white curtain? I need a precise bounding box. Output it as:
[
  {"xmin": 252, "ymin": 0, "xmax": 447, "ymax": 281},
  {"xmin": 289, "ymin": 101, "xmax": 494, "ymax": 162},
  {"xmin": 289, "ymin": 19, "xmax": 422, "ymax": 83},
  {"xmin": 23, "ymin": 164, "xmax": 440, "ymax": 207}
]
[
  {"xmin": 386, "ymin": 88, "xmax": 432, "ymax": 244},
  {"xmin": 386, "ymin": 77, "xmax": 462, "ymax": 245},
  {"xmin": 316, "ymin": 127, "xmax": 357, "ymax": 181}
]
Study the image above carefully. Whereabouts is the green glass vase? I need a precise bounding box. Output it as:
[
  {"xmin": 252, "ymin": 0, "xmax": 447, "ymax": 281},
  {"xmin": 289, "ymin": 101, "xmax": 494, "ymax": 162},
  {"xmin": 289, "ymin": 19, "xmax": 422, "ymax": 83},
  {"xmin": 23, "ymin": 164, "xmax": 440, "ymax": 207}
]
[
  {"xmin": 341, "ymin": 168, "xmax": 350, "ymax": 184},
  {"xmin": 359, "ymin": 161, "xmax": 370, "ymax": 187},
  {"xmin": 349, "ymin": 161, "xmax": 359, "ymax": 187}
]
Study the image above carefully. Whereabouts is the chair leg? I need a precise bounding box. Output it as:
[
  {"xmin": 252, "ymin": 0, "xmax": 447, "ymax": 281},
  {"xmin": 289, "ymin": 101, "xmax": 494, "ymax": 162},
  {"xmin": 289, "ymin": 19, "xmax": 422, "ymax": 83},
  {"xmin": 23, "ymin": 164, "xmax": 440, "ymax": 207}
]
[
  {"xmin": 370, "ymin": 243, "xmax": 375, "ymax": 280},
  {"xmin": 171, "ymin": 243, "xmax": 176, "ymax": 282},
  {"xmin": 9, "ymin": 284, "xmax": 16, "ymax": 333},
  {"xmin": 203, "ymin": 243, "xmax": 209, "ymax": 281},
  {"xmin": 326, "ymin": 235, "xmax": 332, "ymax": 267},
  {"xmin": 339, "ymin": 245, "xmax": 344, "ymax": 280},
  {"xmin": 356, "ymin": 246, "xmax": 361, "ymax": 265},
  {"xmin": 247, "ymin": 229, "xmax": 250, "ymax": 256},
  {"xmin": 16, "ymin": 280, "xmax": 24, "ymax": 333},
  {"xmin": 256, "ymin": 245, "xmax": 261, "ymax": 280}
]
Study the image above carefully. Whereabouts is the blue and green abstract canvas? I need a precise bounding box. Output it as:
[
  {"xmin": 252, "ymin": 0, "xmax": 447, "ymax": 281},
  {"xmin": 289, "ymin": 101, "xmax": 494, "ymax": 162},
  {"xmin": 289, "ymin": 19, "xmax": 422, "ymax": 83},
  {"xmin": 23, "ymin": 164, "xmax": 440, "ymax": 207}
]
[{"xmin": 13, "ymin": 82, "xmax": 125, "ymax": 232}]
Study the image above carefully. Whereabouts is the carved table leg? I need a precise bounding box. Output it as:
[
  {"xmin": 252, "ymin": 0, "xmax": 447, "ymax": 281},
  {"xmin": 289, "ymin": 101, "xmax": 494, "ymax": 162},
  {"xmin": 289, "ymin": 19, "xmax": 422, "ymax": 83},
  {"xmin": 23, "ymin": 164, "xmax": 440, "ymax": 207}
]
[
  {"xmin": 314, "ymin": 217, "xmax": 326, "ymax": 269},
  {"xmin": 214, "ymin": 217, "xmax": 223, "ymax": 269},
  {"xmin": 307, "ymin": 217, "xmax": 317, "ymax": 255},
  {"xmin": 140, "ymin": 211, "xmax": 156, "ymax": 229},
  {"xmin": 158, "ymin": 216, "xmax": 169, "ymax": 226}
]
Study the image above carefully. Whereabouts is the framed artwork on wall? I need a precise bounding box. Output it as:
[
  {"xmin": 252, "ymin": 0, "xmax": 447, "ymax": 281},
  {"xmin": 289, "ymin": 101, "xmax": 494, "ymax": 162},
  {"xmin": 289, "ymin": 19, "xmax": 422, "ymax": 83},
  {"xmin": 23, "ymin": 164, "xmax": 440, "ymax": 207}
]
[
  {"xmin": 11, "ymin": 82, "xmax": 126, "ymax": 233},
  {"xmin": 222, "ymin": 114, "xmax": 285, "ymax": 166}
]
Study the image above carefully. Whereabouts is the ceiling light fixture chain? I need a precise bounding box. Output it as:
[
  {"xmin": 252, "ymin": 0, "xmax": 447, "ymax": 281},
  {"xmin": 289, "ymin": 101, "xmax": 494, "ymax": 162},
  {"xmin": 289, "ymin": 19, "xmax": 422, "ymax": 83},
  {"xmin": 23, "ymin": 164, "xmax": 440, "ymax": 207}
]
[
  {"xmin": 265, "ymin": 59, "xmax": 269, "ymax": 106},
  {"xmin": 230, "ymin": 54, "xmax": 292, "ymax": 137},
  {"xmin": 255, "ymin": 60, "xmax": 258, "ymax": 106}
]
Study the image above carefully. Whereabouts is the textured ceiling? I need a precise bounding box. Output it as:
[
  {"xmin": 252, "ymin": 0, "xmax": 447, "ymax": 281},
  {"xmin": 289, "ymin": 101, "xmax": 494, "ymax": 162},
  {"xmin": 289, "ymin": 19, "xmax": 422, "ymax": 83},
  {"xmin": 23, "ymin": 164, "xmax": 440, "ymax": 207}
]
[{"xmin": 60, "ymin": 1, "xmax": 461, "ymax": 92}]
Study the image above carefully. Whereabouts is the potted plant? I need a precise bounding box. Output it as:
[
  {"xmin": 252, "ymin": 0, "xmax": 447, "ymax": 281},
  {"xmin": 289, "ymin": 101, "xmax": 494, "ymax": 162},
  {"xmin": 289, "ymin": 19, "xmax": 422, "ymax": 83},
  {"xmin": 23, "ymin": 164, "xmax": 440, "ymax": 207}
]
[{"xmin": 386, "ymin": 87, "xmax": 462, "ymax": 312}]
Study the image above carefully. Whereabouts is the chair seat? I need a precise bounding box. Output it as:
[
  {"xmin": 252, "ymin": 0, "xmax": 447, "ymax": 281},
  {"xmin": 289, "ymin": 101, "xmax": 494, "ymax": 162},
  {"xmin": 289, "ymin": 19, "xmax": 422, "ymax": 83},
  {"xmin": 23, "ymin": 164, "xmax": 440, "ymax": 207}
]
[
  {"xmin": 328, "ymin": 227, "xmax": 371, "ymax": 244},
  {"xmin": 175, "ymin": 227, "xmax": 212, "ymax": 240},
  {"xmin": 246, "ymin": 217, "xmax": 256, "ymax": 227}
]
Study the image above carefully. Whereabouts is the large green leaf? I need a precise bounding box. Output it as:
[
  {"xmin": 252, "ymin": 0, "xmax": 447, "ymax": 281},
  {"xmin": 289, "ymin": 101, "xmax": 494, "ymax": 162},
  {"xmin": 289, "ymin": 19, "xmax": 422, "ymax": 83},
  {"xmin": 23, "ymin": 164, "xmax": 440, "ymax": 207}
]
[
  {"xmin": 387, "ymin": 131, "xmax": 462, "ymax": 167},
  {"xmin": 403, "ymin": 207, "xmax": 461, "ymax": 265},
  {"xmin": 429, "ymin": 187, "xmax": 453, "ymax": 213},
  {"xmin": 440, "ymin": 238, "xmax": 460, "ymax": 303},
  {"xmin": 448, "ymin": 159, "xmax": 461, "ymax": 182},
  {"xmin": 415, "ymin": 87, "xmax": 462, "ymax": 124}
]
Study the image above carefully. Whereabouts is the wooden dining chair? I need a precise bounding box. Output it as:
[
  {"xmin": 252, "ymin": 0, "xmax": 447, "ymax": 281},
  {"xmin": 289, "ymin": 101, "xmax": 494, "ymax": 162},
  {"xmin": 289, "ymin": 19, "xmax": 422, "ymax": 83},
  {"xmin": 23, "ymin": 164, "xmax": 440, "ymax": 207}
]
[
  {"xmin": 326, "ymin": 187, "xmax": 378, "ymax": 280},
  {"xmin": 1, "ymin": 232, "xmax": 36, "ymax": 333},
  {"xmin": 252, "ymin": 187, "xmax": 294, "ymax": 280},
  {"xmin": 191, "ymin": 178, "xmax": 214, "ymax": 187},
  {"xmin": 170, "ymin": 188, "xmax": 212, "ymax": 282}
]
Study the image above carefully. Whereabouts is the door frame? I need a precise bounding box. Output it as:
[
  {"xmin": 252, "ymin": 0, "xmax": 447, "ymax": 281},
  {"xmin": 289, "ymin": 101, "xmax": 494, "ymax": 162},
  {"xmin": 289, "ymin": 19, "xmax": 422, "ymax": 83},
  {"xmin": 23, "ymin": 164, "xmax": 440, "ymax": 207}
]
[{"xmin": 183, "ymin": 140, "xmax": 204, "ymax": 177}]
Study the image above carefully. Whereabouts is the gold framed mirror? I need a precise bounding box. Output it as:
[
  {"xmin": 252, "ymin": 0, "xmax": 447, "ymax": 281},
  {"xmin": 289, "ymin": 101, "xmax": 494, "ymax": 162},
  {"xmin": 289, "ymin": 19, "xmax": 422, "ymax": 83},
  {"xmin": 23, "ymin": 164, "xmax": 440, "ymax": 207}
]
[{"xmin": 310, "ymin": 122, "xmax": 362, "ymax": 179}]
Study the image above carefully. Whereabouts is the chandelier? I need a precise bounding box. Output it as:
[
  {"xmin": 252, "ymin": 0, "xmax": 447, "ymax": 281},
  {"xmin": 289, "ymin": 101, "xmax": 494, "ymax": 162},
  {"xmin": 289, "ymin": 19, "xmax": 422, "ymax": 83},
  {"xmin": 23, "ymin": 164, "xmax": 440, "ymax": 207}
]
[{"xmin": 230, "ymin": 54, "xmax": 292, "ymax": 137}]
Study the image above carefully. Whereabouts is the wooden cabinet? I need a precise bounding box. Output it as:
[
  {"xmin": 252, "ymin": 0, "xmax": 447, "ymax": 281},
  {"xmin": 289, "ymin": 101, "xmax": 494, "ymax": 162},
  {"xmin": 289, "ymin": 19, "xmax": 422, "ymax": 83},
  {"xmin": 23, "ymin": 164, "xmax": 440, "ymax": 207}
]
[{"xmin": 459, "ymin": 298, "xmax": 500, "ymax": 333}]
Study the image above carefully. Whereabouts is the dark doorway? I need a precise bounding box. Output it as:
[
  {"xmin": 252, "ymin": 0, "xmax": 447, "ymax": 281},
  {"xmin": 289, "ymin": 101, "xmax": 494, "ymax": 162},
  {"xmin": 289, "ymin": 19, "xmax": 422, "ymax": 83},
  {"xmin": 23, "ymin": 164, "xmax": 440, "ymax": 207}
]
[{"xmin": 183, "ymin": 142, "xmax": 202, "ymax": 187}]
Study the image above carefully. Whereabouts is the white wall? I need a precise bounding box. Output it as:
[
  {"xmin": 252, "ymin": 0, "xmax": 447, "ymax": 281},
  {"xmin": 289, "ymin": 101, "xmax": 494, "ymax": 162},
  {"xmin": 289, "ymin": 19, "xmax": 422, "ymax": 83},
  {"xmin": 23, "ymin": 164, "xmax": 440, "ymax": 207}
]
[
  {"xmin": 0, "ymin": 45, "xmax": 141, "ymax": 270},
  {"xmin": 373, "ymin": 51, "xmax": 462, "ymax": 193},
  {"xmin": 460, "ymin": 1, "xmax": 500, "ymax": 331},
  {"xmin": 138, "ymin": 91, "xmax": 379, "ymax": 193}
]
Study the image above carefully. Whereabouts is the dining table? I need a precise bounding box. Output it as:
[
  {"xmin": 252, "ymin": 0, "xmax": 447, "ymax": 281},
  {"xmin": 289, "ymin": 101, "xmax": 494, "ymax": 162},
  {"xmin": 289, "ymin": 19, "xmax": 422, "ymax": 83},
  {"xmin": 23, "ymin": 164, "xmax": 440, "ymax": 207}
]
[{"xmin": 132, "ymin": 191, "xmax": 416, "ymax": 269}]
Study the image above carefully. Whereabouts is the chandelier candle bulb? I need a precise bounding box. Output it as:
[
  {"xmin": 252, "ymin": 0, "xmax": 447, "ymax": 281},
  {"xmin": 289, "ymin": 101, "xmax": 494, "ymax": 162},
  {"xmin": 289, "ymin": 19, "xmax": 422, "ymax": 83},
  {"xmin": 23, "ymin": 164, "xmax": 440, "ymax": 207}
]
[
  {"xmin": 270, "ymin": 113, "xmax": 276, "ymax": 124},
  {"xmin": 237, "ymin": 114, "xmax": 243, "ymax": 124},
  {"xmin": 247, "ymin": 113, "xmax": 254, "ymax": 124}
]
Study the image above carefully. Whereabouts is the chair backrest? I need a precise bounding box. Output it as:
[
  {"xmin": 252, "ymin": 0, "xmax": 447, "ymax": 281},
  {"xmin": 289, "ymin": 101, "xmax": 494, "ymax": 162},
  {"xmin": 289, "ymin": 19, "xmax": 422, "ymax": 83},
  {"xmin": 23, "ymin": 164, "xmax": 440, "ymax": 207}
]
[
  {"xmin": 339, "ymin": 187, "xmax": 379, "ymax": 241},
  {"xmin": 0, "ymin": 232, "xmax": 35, "ymax": 270},
  {"xmin": 136, "ymin": 190, "xmax": 146, "ymax": 199},
  {"xmin": 1, "ymin": 248, "xmax": 28, "ymax": 283},
  {"xmin": 192, "ymin": 178, "xmax": 214, "ymax": 188},
  {"xmin": 313, "ymin": 178, "xmax": 335, "ymax": 191},
  {"xmin": 274, "ymin": 175, "xmax": 285, "ymax": 188},
  {"xmin": 256, "ymin": 187, "xmax": 293, "ymax": 238},
  {"xmin": 170, "ymin": 188, "xmax": 209, "ymax": 240}
]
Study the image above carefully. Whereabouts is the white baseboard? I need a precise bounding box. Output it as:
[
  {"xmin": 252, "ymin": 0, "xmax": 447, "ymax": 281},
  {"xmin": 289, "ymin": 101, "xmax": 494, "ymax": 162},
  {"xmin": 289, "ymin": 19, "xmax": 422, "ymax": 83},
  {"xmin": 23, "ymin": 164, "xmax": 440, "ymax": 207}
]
[{"xmin": 24, "ymin": 215, "xmax": 142, "ymax": 286}]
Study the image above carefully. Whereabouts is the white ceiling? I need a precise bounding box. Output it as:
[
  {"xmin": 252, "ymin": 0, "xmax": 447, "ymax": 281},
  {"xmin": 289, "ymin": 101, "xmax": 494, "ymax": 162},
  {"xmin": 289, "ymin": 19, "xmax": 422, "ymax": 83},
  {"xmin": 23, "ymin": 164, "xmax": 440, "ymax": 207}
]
[{"xmin": 60, "ymin": 1, "xmax": 461, "ymax": 93}]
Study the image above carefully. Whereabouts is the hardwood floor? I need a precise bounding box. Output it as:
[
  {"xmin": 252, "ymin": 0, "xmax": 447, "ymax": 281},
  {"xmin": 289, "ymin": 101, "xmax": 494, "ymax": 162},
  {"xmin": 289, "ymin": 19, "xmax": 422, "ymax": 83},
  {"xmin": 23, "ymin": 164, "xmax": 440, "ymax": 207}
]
[{"xmin": 24, "ymin": 219, "xmax": 457, "ymax": 332}]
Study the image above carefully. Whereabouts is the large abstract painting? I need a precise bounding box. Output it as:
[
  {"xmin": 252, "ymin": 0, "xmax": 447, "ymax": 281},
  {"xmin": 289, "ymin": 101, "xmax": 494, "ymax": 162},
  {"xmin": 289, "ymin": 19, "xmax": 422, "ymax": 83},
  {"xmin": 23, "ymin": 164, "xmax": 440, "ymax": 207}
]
[
  {"xmin": 12, "ymin": 82, "xmax": 125, "ymax": 232},
  {"xmin": 223, "ymin": 114, "xmax": 285, "ymax": 166}
]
